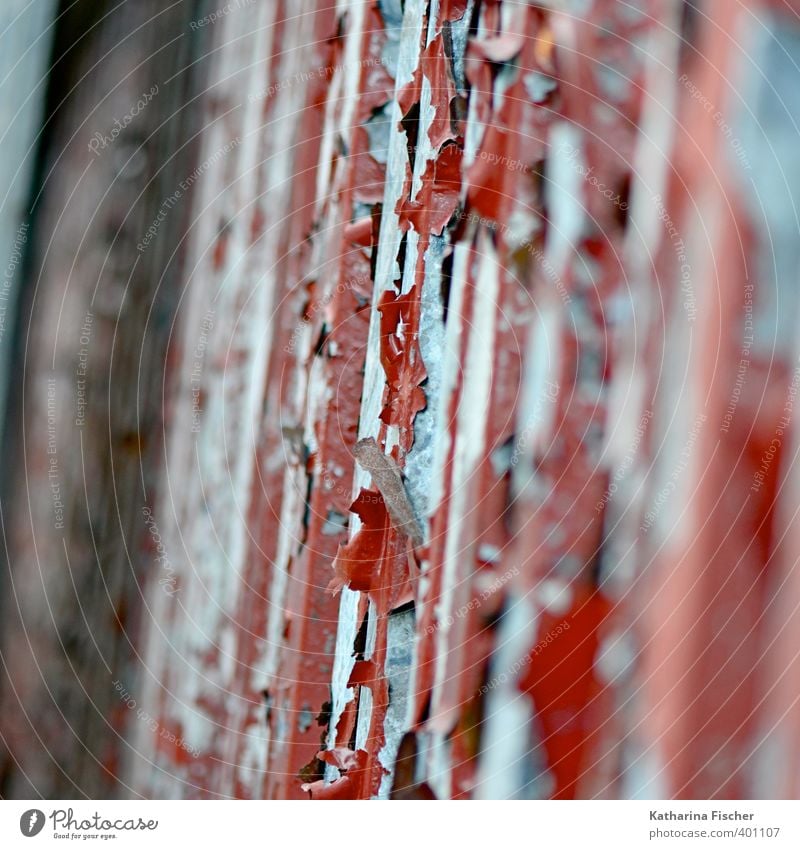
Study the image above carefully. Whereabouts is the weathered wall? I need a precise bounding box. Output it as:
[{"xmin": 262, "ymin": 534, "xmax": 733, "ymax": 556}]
[
  {"xmin": 129, "ymin": 0, "xmax": 800, "ymax": 800},
  {"xmin": 4, "ymin": 0, "xmax": 800, "ymax": 801},
  {"xmin": 0, "ymin": 0, "xmax": 211, "ymax": 798},
  {"xmin": 0, "ymin": 0, "xmax": 58, "ymax": 446}
]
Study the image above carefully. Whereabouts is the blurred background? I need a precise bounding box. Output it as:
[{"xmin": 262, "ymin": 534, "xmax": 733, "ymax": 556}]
[{"xmin": 2, "ymin": 0, "xmax": 800, "ymax": 800}]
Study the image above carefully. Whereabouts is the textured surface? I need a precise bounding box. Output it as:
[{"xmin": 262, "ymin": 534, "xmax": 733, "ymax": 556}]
[{"xmin": 3, "ymin": 0, "xmax": 800, "ymax": 801}]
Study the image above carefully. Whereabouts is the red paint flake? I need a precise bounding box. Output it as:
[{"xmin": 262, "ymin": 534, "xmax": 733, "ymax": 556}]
[
  {"xmin": 519, "ymin": 589, "xmax": 612, "ymax": 800},
  {"xmin": 377, "ymin": 288, "xmax": 427, "ymax": 436},
  {"xmin": 330, "ymin": 488, "xmax": 391, "ymax": 595},
  {"xmin": 399, "ymin": 141, "xmax": 463, "ymax": 235},
  {"xmin": 303, "ymin": 748, "xmax": 370, "ymax": 799}
]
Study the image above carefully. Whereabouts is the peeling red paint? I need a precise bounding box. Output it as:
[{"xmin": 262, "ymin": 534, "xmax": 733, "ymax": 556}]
[{"xmin": 80, "ymin": 0, "xmax": 800, "ymax": 803}]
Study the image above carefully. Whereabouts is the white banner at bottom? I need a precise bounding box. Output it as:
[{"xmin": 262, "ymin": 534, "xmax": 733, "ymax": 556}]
[{"xmin": 0, "ymin": 800, "xmax": 798, "ymax": 848}]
